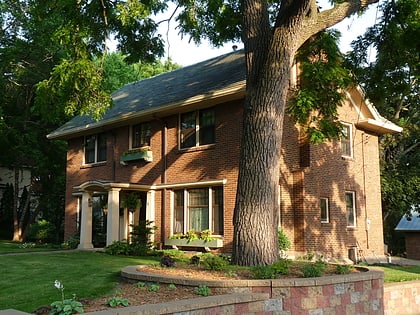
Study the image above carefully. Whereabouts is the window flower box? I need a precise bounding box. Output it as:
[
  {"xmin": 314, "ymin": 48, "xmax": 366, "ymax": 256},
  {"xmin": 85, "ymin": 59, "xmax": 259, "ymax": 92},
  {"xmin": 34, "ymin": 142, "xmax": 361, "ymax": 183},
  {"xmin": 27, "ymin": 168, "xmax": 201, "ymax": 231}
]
[
  {"xmin": 164, "ymin": 238, "xmax": 223, "ymax": 251},
  {"xmin": 120, "ymin": 147, "xmax": 153, "ymax": 164}
]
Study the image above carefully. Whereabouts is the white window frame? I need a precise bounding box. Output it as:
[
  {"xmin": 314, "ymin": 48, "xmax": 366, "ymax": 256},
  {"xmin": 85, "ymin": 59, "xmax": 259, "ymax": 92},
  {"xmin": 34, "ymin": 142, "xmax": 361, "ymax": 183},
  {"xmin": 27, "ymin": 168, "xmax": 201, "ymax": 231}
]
[
  {"xmin": 320, "ymin": 197, "xmax": 329, "ymax": 223},
  {"xmin": 84, "ymin": 134, "xmax": 107, "ymax": 165},
  {"xmin": 341, "ymin": 123, "xmax": 353, "ymax": 158},
  {"xmin": 179, "ymin": 108, "xmax": 215, "ymax": 149},
  {"xmin": 345, "ymin": 191, "xmax": 356, "ymax": 228},
  {"xmin": 171, "ymin": 186, "xmax": 223, "ymax": 236}
]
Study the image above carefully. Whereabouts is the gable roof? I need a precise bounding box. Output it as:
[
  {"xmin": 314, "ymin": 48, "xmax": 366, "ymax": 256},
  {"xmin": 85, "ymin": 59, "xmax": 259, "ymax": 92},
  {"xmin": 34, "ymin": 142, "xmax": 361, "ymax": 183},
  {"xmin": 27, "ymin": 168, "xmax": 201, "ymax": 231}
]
[
  {"xmin": 395, "ymin": 211, "xmax": 420, "ymax": 232},
  {"xmin": 47, "ymin": 50, "xmax": 401, "ymax": 140}
]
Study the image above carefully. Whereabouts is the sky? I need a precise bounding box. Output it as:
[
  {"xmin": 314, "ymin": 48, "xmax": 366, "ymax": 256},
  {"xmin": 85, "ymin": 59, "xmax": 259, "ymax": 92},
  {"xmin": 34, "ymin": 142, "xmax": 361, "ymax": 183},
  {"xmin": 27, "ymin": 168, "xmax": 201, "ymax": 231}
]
[{"xmin": 156, "ymin": 1, "xmax": 382, "ymax": 66}]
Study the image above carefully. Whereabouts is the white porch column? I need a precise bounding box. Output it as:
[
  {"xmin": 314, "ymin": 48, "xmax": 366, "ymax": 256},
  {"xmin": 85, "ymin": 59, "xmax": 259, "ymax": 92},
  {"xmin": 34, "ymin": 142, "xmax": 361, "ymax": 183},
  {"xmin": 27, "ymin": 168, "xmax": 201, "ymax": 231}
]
[
  {"xmin": 146, "ymin": 190, "xmax": 156, "ymax": 243},
  {"xmin": 78, "ymin": 192, "xmax": 93, "ymax": 249},
  {"xmin": 106, "ymin": 188, "xmax": 121, "ymax": 246}
]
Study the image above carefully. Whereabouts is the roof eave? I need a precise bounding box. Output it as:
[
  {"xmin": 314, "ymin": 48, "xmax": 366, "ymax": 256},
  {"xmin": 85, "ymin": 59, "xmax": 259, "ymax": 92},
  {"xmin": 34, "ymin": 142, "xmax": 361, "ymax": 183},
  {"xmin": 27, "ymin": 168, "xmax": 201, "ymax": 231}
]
[
  {"xmin": 356, "ymin": 118, "xmax": 403, "ymax": 135},
  {"xmin": 47, "ymin": 81, "xmax": 246, "ymax": 140}
]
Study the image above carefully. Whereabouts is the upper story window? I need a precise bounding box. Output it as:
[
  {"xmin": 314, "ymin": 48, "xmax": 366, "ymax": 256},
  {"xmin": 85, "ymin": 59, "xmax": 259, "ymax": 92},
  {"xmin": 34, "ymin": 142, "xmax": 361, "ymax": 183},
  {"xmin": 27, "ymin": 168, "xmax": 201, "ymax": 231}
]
[
  {"xmin": 341, "ymin": 123, "xmax": 353, "ymax": 158},
  {"xmin": 84, "ymin": 133, "xmax": 107, "ymax": 164},
  {"xmin": 180, "ymin": 108, "xmax": 215, "ymax": 149},
  {"xmin": 173, "ymin": 186, "xmax": 223, "ymax": 235},
  {"xmin": 320, "ymin": 197, "xmax": 329, "ymax": 223},
  {"xmin": 345, "ymin": 191, "xmax": 356, "ymax": 228},
  {"xmin": 132, "ymin": 122, "xmax": 151, "ymax": 149}
]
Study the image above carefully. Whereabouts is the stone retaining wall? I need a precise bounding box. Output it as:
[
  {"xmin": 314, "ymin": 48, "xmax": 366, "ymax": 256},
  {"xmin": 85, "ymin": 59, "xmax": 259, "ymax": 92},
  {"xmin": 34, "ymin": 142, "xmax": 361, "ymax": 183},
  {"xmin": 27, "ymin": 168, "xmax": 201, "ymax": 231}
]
[
  {"xmin": 384, "ymin": 280, "xmax": 420, "ymax": 315},
  {"xmin": 120, "ymin": 265, "xmax": 384, "ymax": 314},
  {"xmin": 5, "ymin": 267, "xmax": 420, "ymax": 315}
]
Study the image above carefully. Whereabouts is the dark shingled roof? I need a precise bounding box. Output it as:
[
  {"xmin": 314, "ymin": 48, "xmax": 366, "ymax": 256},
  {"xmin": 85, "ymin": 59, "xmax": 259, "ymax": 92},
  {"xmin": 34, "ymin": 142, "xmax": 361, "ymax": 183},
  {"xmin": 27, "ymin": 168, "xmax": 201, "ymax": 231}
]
[{"xmin": 47, "ymin": 50, "xmax": 246, "ymax": 139}]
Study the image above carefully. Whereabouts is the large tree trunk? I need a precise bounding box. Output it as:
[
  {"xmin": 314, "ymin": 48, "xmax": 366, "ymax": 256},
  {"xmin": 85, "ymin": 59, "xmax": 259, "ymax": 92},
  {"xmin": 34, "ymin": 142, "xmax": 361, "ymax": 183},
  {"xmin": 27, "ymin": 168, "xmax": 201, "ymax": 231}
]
[
  {"xmin": 12, "ymin": 168, "xmax": 22, "ymax": 242},
  {"xmin": 232, "ymin": 0, "xmax": 378, "ymax": 266}
]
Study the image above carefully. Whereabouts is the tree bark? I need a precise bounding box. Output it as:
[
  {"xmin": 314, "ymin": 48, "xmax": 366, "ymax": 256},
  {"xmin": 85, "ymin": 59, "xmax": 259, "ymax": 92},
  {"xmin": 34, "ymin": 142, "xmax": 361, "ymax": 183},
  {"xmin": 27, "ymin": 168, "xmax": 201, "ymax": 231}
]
[
  {"xmin": 232, "ymin": 0, "xmax": 379, "ymax": 266},
  {"xmin": 12, "ymin": 168, "xmax": 22, "ymax": 242}
]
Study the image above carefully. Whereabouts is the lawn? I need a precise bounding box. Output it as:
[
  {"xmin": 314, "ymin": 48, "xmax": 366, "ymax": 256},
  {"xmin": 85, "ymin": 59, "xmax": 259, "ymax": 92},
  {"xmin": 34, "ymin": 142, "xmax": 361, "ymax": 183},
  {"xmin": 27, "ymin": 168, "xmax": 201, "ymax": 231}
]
[
  {"xmin": 1, "ymin": 240, "xmax": 420, "ymax": 313},
  {"xmin": 375, "ymin": 264, "xmax": 420, "ymax": 283},
  {"xmin": 0, "ymin": 240, "xmax": 60, "ymax": 254},
  {"xmin": 0, "ymin": 250, "xmax": 160, "ymax": 313}
]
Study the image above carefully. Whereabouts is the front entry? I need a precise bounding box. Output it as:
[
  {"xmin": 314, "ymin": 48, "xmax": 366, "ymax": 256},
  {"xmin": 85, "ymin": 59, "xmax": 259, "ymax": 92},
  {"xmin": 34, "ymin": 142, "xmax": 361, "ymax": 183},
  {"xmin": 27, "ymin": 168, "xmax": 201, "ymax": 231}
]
[{"xmin": 77, "ymin": 182, "xmax": 154, "ymax": 250}]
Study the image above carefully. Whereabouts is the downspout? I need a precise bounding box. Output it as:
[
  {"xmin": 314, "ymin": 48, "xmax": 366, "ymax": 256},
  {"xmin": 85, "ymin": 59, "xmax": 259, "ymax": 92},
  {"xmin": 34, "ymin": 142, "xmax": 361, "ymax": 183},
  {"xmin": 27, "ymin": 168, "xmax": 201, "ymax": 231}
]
[
  {"xmin": 161, "ymin": 122, "xmax": 168, "ymax": 247},
  {"xmin": 361, "ymin": 132, "xmax": 369, "ymax": 249}
]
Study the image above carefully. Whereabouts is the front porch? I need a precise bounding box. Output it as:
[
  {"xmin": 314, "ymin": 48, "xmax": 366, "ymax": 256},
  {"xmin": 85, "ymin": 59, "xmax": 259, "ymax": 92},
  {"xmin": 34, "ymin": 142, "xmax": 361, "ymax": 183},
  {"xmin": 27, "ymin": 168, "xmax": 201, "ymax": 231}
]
[{"xmin": 74, "ymin": 181, "xmax": 156, "ymax": 249}]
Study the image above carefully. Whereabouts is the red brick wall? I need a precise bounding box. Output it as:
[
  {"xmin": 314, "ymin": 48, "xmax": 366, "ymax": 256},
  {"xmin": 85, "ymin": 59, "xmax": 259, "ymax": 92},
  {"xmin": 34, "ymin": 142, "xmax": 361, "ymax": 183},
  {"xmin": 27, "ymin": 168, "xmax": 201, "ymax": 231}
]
[{"xmin": 63, "ymin": 95, "xmax": 385, "ymax": 261}]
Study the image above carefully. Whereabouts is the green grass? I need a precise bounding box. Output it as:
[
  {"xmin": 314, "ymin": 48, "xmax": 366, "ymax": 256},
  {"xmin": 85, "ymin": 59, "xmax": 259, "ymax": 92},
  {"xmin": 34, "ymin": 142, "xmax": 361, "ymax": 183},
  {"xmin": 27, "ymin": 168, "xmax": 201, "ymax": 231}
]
[
  {"xmin": 0, "ymin": 251, "xmax": 160, "ymax": 313},
  {"xmin": 0, "ymin": 240, "xmax": 60, "ymax": 254},
  {"xmin": 372, "ymin": 264, "xmax": 420, "ymax": 283},
  {"xmin": 1, "ymin": 239, "xmax": 420, "ymax": 313}
]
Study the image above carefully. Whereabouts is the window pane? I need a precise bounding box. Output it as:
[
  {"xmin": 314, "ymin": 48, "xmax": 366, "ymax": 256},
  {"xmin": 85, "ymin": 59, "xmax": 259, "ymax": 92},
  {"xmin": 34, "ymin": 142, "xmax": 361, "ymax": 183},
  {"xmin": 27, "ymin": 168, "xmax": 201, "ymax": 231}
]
[
  {"xmin": 97, "ymin": 134, "xmax": 107, "ymax": 162},
  {"xmin": 85, "ymin": 135, "xmax": 96, "ymax": 164},
  {"xmin": 188, "ymin": 189, "xmax": 209, "ymax": 231},
  {"xmin": 212, "ymin": 187, "xmax": 224, "ymax": 234},
  {"xmin": 341, "ymin": 124, "xmax": 352, "ymax": 157},
  {"xmin": 173, "ymin": 190, "xmax": 184, "ymax": 233},
  {"xmin": 180, "ymin": 112, "xmax": 196, "ymax": 148},
  {"xmin": 133, "ymin": 122, "xmax": 151, "ymax": 148},
  {"xmin": 345, "ymin": 192, "xmax": 356, "ymax": 227},
  {"xmin": 199, "ymin": 109, "xmax": 215, "ymax": 145},
  {"xmin": 320, "ymin": 198, "xmax": 329, "ymax": 223}
]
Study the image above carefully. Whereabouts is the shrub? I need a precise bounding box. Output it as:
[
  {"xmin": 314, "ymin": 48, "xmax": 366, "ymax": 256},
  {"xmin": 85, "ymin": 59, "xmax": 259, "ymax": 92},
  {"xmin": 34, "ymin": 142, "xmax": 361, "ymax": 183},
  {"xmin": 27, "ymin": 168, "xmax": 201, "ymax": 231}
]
[
  {"xmin": 190, "ymin": 255, "xmax": 200, "ymax": 265},
  {"xmin": 251, "ymin": 265, "xmax": 276, "ymax": 279},
  {"xmin": 105, "ymin": 241, "xmax": 131, "ymax": 256},
  {"xmin": 28, "ymin": 220, "xmax": 55, "ymax": 243},
  {"xmin": 62, "ymin": 235, "xmax": 79, "ymax": 249},
  {"xmin": 130, "ymin": 220, "xmax": 158, "ymax": 256},
  {"xmin": 301, "ymin": 260, "xmax": 326, "ymax": 278},
  {"xmin": 335, "ymin": 264, "xmax": 352, "ymax": 275},
  {"xmin": 278, "ymin": 228, "xmax": 291, "ymax": 252},
  {"xmin": 160, "ymin": 255, "xmax": 176, "ymax": 267},
  {"xmin": 251, "ymin": 259, "xmax": 291, "ymax": 279},
  {"xmin": 272, "ymin": 259, "xmax": 291, "ymax": 275},
  {"xmin": 200, "ymin": 253, "xmax": 228, "ymax": 271}
]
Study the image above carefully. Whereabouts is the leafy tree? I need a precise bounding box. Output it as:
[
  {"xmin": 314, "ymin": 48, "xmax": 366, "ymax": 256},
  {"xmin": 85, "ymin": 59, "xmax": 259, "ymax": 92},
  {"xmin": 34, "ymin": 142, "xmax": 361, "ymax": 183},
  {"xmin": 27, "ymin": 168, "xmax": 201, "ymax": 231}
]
[
  {"xmin": 345, "ymin": 0, "xmax": 419, "ymax": 254},
  {"xmin": 173, "ymin": 0, "xmax": 379, "ymax": 265},
  {"xmin": 0, "ymin": 2, "xmax": 177, "ymax": 242}
]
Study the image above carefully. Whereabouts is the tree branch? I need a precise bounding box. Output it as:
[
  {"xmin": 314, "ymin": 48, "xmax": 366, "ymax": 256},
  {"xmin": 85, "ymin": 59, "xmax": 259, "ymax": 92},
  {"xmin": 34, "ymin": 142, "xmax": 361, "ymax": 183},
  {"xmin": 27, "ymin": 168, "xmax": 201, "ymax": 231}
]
[{"xmin": 298, "ymin": 0, "xmax": 379, "ymax": 48}]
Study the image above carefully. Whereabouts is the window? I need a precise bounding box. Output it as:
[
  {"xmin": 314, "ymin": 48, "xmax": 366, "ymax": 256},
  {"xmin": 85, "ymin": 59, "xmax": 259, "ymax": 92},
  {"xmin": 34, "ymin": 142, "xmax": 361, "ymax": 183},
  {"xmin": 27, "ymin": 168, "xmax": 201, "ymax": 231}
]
[
  {"xmin": 173, "ymin": 186, "xmax": 223, "ymax": 235},
  {"xmin": 84, "ymin": 133, "xmax": 107, "ymax": 164},
  {"xmin": 180, "ymin": 108, "xmax": 215, "ymax": 149},
  {"xmin": 132, "ymin": 122, "xmax": 151, "ymax": 149},
  {"xmin": 345, "ymin": 191, "xmax": 356, "ymax": 227},
  {"xmin": 341, "ymin": 123, "xmax": 352, "ymax": 157},
  {"xmin": 320, "ymin": 198, "xmax": 329, "ymax": 223}
]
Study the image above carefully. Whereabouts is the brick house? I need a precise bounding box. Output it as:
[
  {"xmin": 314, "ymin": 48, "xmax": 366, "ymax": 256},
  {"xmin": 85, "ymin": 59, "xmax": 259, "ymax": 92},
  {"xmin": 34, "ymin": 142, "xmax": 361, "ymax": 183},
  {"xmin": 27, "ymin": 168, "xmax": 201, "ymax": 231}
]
[{"xmin": 48, "ymin": 50, "xmax": 401, "ymax": 261}]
